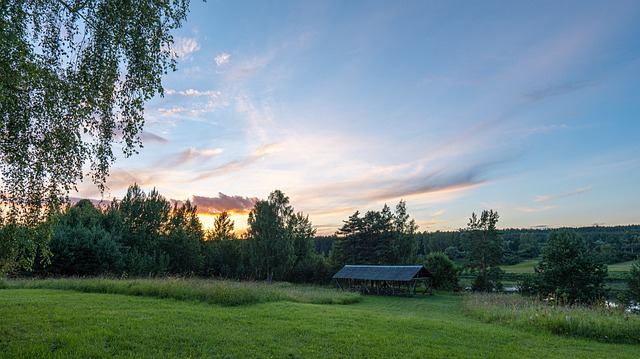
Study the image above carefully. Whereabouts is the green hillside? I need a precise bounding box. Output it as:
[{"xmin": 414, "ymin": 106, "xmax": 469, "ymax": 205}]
[{"xmin": 1, "ymin": 279, "xmax": 638, "ymax": 358}]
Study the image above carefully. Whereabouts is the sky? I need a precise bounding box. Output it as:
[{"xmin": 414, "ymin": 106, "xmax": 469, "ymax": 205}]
[{"xmin": 76, "ymin": 0, "xmax": 640, "ymax": 235}]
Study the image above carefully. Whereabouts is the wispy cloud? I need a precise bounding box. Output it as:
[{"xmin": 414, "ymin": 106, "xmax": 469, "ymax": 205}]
[
  {"xmin": 420, "ymin": 218, "xmax": 446, "ymax": 226},
  {"xmin": 189, "ymin": 100, "xmax": 229, "ymax": 116},
  {"xmin": 226, "ymin": 54, "xmax": 274, "ymax": 81},
  {"xmin": 77, "ymin": 168, "xmax": 155, "ymax": 198},
  {"xmin": 191, "ymin": 148, "xmax": 224, "ymax": 157},
  {"xmin": 294, "ymin": 159, "xmax": 493, "ymax": 212},
  {"xmin": 304, "ymin": 206, "xmax": 358, "ymax": 217},
  {"xmin": 535, "ymin": 186, "xmax": 592, "ymax": 202},
  {"xmin": 155, "ymin": 89, "xmax": 228, "ymax": 117},
  {"xmin": 361, "ymin": 156, "xmax": 515, "ymax": 203},
  {"xmin": 431, "ymin": 210, "xmax": 445, "ymax": 217},
  {"xmin": 517, "ymin": 205, "xmax": 556, "ymax": 213},
  {"xmin": 215, "ymin": 52, "xmax": 231, "ymax": 66},
  {"xmin": 523, "ymin": 81, "xmax": 597, "ymax": 101},
  {"xmin": 140, "ymin": 131, "xmax": 168, "ymax": 144},
  {"xmin": 521, "ymin": 123, "xmax": 569, "ymax": 137},
  {"xmin": 234, "ymin": 94, "xmax": 274, "ymax": 144},
  {"xmin": 194, "ymin": 143, "xmax": 280, "ymax": 180},
  {"xmin": 172, "ymin": 37, "xmax": 200, "ymax": 60},
  {"xmin": 252, "ymin": 143, "xmax": 281, "ymax": 156},
  {"xmin": 362, "ymin": 175, "xmax": 484, "ymax": 203},
  {"xmin": 167, "ymin": 148, "xmax": 224, "ymax": 168},
  {"xmin": 178, "ymin": 89, "xmax": 222, "ymax": 98},
  {"xmin": 158, "ymin": 106, "xmax": 187, "ymax": 117}
]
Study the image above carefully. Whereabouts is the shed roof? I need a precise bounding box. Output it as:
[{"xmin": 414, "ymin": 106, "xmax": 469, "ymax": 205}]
[{"xmin": 332, "ymin": 265, "xmax": 431, "ymax": 281}]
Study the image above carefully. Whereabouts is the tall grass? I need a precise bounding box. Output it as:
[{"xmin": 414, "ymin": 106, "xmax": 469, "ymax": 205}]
[
  {"xmin": 7, "ymin": 277, "xmax": 361, "ymax": 306},
  {"xmin": 464, "ymin": 293, "xmax": 640, "ymax": 344}
]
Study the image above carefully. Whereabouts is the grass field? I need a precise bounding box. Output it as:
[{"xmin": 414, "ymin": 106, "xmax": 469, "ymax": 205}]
[
  {"xmin": 608, "ymin": 261, "xmax": 637, "ymax": 273},
  {"xmin": 5, "ymin": 277, "xmax": 361, "ymax": 306},
  {"xmin": 500, "ymin": 260, "xmax": 539, "ymax": 274},
  {"xmin": 464, "ymin": 293, "xmax": 640, "ymax": 344},
  {"xmin": 1, "ymin": 279, "xmax": 638, "ymax": 358},
  {"xmin": 501, "ymin": 260, "xmax": 637, "ymax": 275}
]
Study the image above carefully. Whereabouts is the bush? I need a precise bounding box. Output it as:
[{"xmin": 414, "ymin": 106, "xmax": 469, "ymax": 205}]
[
  {"xmin": 471, "ymin": 266, "xmax": 503, "ymax": 292},
  {"xmin": 425, "ymin": 252, "xmax": 459, "ymax": 291},
  {"xmin": 49, "ymin": 225, "xmax": 124, "ymax": 276},
  {"xmin": 444, "ymin": 246, "xmax": 460, "ymax": 260}
]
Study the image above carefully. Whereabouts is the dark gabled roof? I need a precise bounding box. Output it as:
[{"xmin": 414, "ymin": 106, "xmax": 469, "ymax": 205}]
[{"xmin": 332, "ymin": 265, "xmax": 431, "ymax": 281}]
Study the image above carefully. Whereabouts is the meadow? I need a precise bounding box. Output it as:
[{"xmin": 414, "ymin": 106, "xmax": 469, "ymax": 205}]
[
  {"xmin": 500, "ymin": 260, "xmax": 539, "ymax": 274},
  {"xmin": 1, "ymin": 278, "xmax": 639, "ymax": 358},
  {"xmin": 5, "ymin": 278, "xmax": 361, "ymax": 306},
  {"xmin": 500, "ymin": 259, "xmax": 636, "ymax": 275},
  {"xmin": 608, "ymin": 260, "xmax": 637, "ymax": 274},
  {"xmin": 498, "ymin": 259, "xmax": 634, "ymax": 291},
  {"xmin": 464, "ymin": 293, "xmax": 640, "ymax": 344}
]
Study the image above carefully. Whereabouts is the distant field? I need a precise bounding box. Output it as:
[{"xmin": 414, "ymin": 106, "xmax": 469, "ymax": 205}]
[
  {"xmin": 500, "ymin": 260, "xmax": 539, "ymax": 273},
  {"xmin": 608, "ymin": 260, "xmax": 636, "ymax": 273},
  {"xmin": 501, "ymin": 260, "xmax": 636, "ymax": 274},
  {"xmin": 1, "ymin": 279, "xmax": 638, "ymax": 358}
]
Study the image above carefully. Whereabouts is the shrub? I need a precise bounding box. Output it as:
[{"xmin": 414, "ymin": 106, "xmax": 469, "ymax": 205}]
[
  {"xmin": 425, "ymin": 252, "xmax": 459, "ymax": 291},
  {"xmin": 471, "ymin": 266, "xmax": 503, "ymax": 292}
]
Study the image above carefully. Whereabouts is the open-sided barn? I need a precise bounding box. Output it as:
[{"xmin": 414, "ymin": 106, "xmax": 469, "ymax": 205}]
[{"xmin": 332, "ymin": 265, "xmax": 432, "ymax": 295}]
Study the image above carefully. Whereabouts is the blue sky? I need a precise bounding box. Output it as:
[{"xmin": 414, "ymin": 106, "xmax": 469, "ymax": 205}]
[{"xmin": 77, "ymin": 0, "xmax": 640, "ymax": 234}]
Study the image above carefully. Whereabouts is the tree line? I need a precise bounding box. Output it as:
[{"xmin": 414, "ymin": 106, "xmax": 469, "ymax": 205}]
[
  {"xmin": 4, "ymin": 184, "xmax": 640, "ymax": 305},
  {"xmin": 14, "ymin": 186, "xmax": 330, "ymax": 284},
  {"xmin": 9, "ymin": 185, "xmax": 424, "ymax": 284},
  {"xmin": 413, "ymin": 225, "xmax": 640, "ymax": 265}
]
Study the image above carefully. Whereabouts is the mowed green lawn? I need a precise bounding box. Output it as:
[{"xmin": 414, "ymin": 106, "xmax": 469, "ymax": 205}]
[{"xmin": 1, "ymin": 288, "xmax": 638, "ymax": 358}]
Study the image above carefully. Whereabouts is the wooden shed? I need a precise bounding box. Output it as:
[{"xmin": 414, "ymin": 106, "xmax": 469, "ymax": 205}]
[{"xmin": 332, "ymin": 265, "xmax": 432, "ymax": 295}]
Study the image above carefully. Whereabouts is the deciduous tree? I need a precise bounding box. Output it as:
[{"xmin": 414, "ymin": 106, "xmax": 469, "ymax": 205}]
[
  {"xmin": 424, "ymin": 252, "xmax": 459, "ymax": 291},
  {"xmin": 0, "ymin": 0, "xmax": 192, "ymax": 280},
  {"xmin": 117, "ymin": 184, "xmax": 171, "ymax": 276},
  {"xmin": 247, "ymin": 190, "xmax": 296, "ymax": 282},
  {"xmin": 163, "ymin": 199, "xmax": 204, "ymax": 275}
]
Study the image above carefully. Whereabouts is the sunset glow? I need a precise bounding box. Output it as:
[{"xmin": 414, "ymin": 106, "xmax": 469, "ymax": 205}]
[{"xmin": 198, "ymin": 211, "xmax": 250, "ymax": 235}]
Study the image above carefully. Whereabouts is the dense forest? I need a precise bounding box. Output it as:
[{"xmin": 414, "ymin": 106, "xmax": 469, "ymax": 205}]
[{"xmin": 6, "ymin": 184, "xmax": 640, "ymax": 285}]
